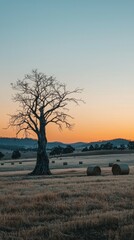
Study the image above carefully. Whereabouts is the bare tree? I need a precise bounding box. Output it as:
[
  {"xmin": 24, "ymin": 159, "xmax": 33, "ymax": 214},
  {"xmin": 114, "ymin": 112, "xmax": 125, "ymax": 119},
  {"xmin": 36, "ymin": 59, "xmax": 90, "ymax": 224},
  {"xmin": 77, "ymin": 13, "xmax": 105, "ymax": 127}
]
[{"xmin": 9, "ymin": 69, "xmax": 83, "ymax": 175}]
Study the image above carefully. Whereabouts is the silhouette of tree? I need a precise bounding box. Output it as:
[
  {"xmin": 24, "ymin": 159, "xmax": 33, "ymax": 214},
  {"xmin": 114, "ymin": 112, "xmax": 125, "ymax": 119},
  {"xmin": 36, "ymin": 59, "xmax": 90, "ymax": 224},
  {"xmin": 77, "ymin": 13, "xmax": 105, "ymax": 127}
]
[
  {"xmin": 128, "ymin": 141, "xmax": 134, "ymax": 150},
  {"xmin": 100, "ymin": 142, "xmax": 113, "ymax": 150},
  {"xmin": 9, "ymin": 69, "xmax": 83, "ymax": 175},
  {"xmin": 0, "ymin": 152, "xmax": 4, "ymax": 160},
  {"xmin": 94, "ymin": 144, "xmax": 99, "ymax": 150},
  {"xmin": 89, "ymin": 145, "xmax": 94, "ymax": 151},
  {"xmin": 82, "ymin": 146, "xmax": 89, "ymax": 152},
  {"xmin": 50, "ymin": 145, "xmax": 75, "ymax": 155},
  {"xmin": 119, "ymin": 144, "xmax": 125, "ymax": 150},
  {"xmin": 49, "ymin": 146, "xmax": 63, "ymax": 156},
  {"xmin": 62, "ymin": 145, "xmax": 75, "ymax": 154},
  {"xmin": 12, "ymin": 150, "xmax": 21, "ymax": 159}
]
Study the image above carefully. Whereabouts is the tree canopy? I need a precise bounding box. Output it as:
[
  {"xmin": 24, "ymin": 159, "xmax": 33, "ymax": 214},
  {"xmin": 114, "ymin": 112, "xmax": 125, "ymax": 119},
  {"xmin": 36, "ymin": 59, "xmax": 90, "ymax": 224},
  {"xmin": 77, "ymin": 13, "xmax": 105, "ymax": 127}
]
[
  {"xmin": 9, "ymin": 69, "xmax": 83, "ymax": 137},
  {"xmin": 9, "ymin": 69, "xmax": 83, "ymax": 175}
]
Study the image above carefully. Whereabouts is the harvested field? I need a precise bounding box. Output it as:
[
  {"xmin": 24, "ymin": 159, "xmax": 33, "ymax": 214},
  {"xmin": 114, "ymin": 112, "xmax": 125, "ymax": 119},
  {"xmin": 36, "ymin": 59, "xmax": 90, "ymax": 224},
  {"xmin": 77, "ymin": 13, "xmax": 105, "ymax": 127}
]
[
  {"xmin": 0, "ymin": 152, "xmax": 134, "ymax": 174},
  {"xmin": 0, "ymin": 163, "xmax": 134, "ymax": 240}
]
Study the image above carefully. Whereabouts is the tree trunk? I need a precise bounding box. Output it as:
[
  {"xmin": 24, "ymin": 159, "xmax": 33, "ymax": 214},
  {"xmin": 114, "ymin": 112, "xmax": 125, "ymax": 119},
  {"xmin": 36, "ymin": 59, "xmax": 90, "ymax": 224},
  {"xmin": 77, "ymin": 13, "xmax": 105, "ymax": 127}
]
[
  {"xmin": 30, "ymin": 139, "xmax": 51, "ymax": 175},
  {"xmin": 30, "ymin": 108, "xmax": 51, "ymax": 175}
]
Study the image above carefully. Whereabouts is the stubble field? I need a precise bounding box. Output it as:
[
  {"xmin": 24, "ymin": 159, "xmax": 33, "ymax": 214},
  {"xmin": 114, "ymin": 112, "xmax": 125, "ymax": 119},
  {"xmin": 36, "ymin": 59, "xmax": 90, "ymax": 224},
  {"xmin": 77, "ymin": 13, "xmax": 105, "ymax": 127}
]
[{"xmin": 0, "ymin": 153, "xmax": 134, "ymax": 240}]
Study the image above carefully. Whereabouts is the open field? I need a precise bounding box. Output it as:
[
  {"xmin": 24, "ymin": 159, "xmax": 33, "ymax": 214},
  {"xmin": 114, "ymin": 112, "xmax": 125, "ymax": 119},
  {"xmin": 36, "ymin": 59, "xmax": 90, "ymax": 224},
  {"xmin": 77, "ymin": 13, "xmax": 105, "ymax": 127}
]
[
  {"xmin": 0, "ymin": 153, "xmax": 134, "ymax": 240},
  {"xmin": 0, "ymin": 152, "xmax": 134, "ymax": 174}
]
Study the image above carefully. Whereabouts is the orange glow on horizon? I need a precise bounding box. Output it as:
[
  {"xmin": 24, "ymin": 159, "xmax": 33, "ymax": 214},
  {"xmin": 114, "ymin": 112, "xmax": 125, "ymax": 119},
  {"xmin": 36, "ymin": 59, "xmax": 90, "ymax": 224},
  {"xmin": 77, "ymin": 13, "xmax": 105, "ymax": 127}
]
[
  {"xmin": 1, "ymin": 104, "xmax": 134, "ymax": 143},
  {"xmin": 1, "ymin": 121, "xmax": 134, "ymax": 143}
]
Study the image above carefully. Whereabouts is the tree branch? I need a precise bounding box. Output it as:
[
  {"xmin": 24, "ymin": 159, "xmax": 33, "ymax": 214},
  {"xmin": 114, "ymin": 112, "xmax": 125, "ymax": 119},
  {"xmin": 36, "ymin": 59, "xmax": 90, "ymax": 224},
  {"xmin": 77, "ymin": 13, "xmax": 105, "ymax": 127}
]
[{"xmin": 9, "ymin": 69, "xmax": 84, "ymax": 137}]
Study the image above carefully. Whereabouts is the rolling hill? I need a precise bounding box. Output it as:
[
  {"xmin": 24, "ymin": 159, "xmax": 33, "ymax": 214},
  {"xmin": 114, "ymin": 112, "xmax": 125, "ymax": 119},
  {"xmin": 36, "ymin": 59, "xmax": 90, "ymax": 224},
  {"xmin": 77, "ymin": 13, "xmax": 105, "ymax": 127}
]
[{"xmin": 0, "ymin": 137, "xmax": 130, "ymax": 151}]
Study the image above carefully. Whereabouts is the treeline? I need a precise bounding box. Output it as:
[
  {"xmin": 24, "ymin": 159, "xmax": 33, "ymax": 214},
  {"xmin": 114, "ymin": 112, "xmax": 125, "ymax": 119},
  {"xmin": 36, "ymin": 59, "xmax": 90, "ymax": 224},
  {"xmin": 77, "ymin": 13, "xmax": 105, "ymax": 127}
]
[
  {"xmin": 0, "ymin": 150, "xmax": 21, "ymax": 160},
  {"xmin": 49, "ymin": 145, "xmax": 75, "ymax": 156},
  {"xmin": 82, "ymin": 141, "xmax": 134, "ymax": 152},
  {"xmin": 1, "ymin": 141, "xmax": 134, "ymax": 160}
]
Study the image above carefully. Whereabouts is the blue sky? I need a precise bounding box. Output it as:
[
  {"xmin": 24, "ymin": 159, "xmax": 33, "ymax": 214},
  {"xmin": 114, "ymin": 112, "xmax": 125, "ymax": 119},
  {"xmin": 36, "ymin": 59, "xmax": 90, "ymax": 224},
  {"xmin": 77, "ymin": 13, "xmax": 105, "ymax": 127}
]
[{"xmin": 0, "ymin": 0, "xmax": 134, "ymax": 142}]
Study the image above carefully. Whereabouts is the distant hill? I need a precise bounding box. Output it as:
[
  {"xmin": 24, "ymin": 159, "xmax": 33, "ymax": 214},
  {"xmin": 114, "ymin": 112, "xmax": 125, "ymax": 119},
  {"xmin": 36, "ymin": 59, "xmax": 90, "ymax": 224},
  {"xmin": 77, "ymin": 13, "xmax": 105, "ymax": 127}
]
[
  {"xmin": 0, "ymin": 138, "xmax": 37, "ymax": 150},
  {"xmin": 87, "ymin": 138, "xmax": 130, "ymax": 148},
  {"xmin": 0, "ymin": 137, "xmax": 131, "ymax": 151},
  {"xmin": 0, "ymin": 138, "xmax": 87, "ymax": 150}
]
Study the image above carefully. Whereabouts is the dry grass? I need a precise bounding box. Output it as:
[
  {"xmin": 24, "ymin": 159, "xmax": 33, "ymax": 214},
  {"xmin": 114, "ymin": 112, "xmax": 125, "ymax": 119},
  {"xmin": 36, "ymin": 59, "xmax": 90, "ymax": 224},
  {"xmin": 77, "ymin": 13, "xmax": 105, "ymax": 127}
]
[
  {"xmin": 0, "ymin": 167, "xmax": 134, "ymax": 240},
  {"xmin": 1, "ymin": 151, "xmax": 134, "ymax": 174}
]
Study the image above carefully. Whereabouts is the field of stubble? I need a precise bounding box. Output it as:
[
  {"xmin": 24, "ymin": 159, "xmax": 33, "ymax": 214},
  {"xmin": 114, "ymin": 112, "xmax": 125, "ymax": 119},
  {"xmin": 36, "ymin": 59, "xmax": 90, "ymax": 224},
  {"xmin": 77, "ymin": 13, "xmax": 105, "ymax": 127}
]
[{"xmin": 0, "ymin": 153, "xmax": 134, "ymax": 240}]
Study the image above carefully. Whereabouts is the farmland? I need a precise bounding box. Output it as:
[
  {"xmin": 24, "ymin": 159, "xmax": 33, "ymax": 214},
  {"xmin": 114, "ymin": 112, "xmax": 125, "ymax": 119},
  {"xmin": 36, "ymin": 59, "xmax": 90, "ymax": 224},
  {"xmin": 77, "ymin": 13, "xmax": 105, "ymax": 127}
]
[{"xmin": 0, "ymin": 153, "xmax": 134, "ymax": 240}]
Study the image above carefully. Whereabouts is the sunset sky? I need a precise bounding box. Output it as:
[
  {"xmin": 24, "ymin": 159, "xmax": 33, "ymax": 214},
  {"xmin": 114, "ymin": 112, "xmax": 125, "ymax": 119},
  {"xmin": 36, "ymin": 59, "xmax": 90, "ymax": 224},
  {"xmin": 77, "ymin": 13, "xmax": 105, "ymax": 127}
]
[{"xmin": 0, "ymin": 0, "xmax": 134, "ymax": 143}]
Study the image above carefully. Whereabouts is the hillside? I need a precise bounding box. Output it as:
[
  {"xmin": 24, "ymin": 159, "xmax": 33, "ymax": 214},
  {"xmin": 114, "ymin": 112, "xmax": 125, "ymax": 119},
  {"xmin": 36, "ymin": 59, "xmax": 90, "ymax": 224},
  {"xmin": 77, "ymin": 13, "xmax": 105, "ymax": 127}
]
[{"xmin": 0, "ymin": 137, "xmax": 130, "ymax": 151}]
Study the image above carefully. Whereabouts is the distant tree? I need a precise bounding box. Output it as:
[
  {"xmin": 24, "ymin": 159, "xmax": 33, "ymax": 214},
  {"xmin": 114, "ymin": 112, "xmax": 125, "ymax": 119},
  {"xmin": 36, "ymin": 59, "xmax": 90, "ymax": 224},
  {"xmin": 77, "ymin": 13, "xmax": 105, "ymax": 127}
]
[
  {"xmin": 0, "ymin": 152, "xmax": 4, "ymax": 160},
  {"xmin": 8, "ymin": 70, "xmax": 83, "ymax": 175},
  {"xmin": 119, "ymin": 144, "xmax": 125, "ymax": 150},
  {"xmin": 49, "ymin": 146, "xmax": 63, "ymax": 156},
  {"xmin": 105, "ymin": 142, "xmax": 113, "ymax": 150},
  {"xmin": 113, "ymin": 146, "xmax": 118, "ymax": 150},
  {"xmin": 89, "ymin": 145, "xmax": 94, "ymax": 151},
  {"xmin": 100, "ymin": 144, "xmax": 104, "ymax": 150},
  {"xmin": 12, "ymin": 150, "xmax": 21, "ymax": 159},
  {"xmin": 94, "ymin": 144, "xmax": 100, "ymax": 150},
  {"xmin": 100, "ymin": 142, "xmax": 113, "ymax": 150},
  {"xmin": 128, "ymin": 141, "xmax": 134, "ymax": 150},
  {"xmin": 50, "ymin": 145, "xmax": 75, "ymax": 155},
  {"xmin": 63, "ymin": 145, "xmax": 75, "ymax": 154},
  {"xmin": 82, "ymin": 146, "xmax": 89, "ymax": 152}
]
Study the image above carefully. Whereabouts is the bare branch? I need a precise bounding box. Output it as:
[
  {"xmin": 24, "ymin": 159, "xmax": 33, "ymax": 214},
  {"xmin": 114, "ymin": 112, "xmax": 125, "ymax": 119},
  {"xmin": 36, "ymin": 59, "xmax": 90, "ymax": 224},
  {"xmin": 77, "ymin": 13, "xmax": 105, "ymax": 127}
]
[{"xmin": 9, "ymin": 69, "xmax": 84, "ymax": 137}]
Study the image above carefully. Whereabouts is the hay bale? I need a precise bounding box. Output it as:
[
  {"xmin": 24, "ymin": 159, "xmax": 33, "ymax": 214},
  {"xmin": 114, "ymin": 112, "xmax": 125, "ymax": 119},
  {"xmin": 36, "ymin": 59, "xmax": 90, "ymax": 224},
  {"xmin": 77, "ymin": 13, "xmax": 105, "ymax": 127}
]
[
  {"xmin": 116, "ymin": 159, "xmax": 120, "ymax": 162},
  {"xmin": 87, "ymin": 165, "xmax": 101, "ymax": 176},
  {"xmin": 63, "ymin": 162, "xmax": 68, "ymax": 166},
  {"xmin": 79, "ymin": 161, "xmax": 83, "ymax": 165},
  {"xmin": 112, "ymin": 163, "xmax": 129, "ymax": 175}
]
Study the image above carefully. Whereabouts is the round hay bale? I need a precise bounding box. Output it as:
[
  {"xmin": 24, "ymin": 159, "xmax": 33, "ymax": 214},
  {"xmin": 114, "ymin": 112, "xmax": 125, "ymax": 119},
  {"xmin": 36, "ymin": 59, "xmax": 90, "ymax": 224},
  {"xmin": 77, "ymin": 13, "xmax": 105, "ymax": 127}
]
[
  {"xmin": 79, "ymin": 161, "xmax": 83, "ymax": 165},
  {"xmin": 87, "ymin": 165, "xmax": 101, "ymax": 176},
  {"xmin": 112, "ymin": 163, "xmax": 129, "ymax": 175},
  {"xmin": 63, "ymin": 162, "xmax": 68, "ymax": 166},
  {"xmin": 116, "ymin": 159, "xmax": 120, "ymax": 162}
]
